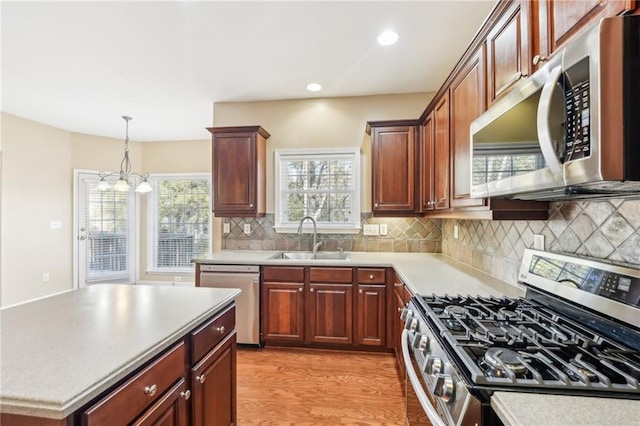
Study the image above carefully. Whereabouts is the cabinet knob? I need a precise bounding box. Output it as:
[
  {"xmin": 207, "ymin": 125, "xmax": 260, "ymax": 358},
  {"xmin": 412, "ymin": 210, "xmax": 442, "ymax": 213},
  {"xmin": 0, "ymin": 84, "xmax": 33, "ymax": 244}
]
[
  {"xmin": 298, "ymin": 287, "xmax": 303, "ymax": 292},
  {"xmin": 374, "ymin": 203, "xmax": 379, "ymax": 208},
  {"xmin": 197, "ymin": 374, "xmax": 206, "ymax": 384},
  {"xmin": 180, "ymin": 390, "xmax": 191, "ymax": 400},
  {"xmin": 369, "ymin": 274, "xmax": 374, "ymax": 280},
  {"xmin": 398, "ymin": 307, "xmax": 403, "ymax": 312},
  {"xmin": 394, "ymin": 282, "xmax": 402, "ymax": 288},
  {"xmin": 144, "ymin": 384, "xmax": 157, "ymax": 396},
  {"xmin": 216, "ymin": 326, "xmax": 225, "ymax": 334},
  {"xmin": 359, "ymin": 289, "xmax": 363, "ymax": 294},
  {"xmin": 249, "ymin": 203, "xmax": 254, "ymax": 207},
  {"xmin": 532, "ymin": 54, "xmax": 548, "ymax": 66},
  {"xmin": 310, "ymin": 288, "xmax": 315, "ymax": 292}
]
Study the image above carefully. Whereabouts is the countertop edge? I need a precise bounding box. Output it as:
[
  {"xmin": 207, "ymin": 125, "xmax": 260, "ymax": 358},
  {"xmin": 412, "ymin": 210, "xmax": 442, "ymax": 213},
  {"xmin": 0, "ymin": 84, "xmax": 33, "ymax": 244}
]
[{"xmin": 0, "ymin": 289, "xmax": 241, "ymax": 420}]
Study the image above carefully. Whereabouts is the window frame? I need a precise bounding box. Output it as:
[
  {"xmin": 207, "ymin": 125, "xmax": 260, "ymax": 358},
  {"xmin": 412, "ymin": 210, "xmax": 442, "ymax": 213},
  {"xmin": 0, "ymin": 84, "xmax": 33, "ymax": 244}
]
[
  {"xmin": 146, "ymin": 173, "xmax": 212, "ymax": 274},
  {"xmin": 274, "ymin": 148, "xmax": 361, "ymax": 234}
]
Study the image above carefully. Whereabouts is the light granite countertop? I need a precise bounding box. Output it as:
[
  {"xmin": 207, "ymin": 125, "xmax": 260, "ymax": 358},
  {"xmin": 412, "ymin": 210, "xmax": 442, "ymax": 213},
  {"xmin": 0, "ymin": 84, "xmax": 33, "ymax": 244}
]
[
  {"xmin": 492, "ymin": 392, "xmax": 640, "ymax": 426},
  {"xmin": 194, "ymin": 251, "xmax": 525, "ymax": 298},
  {"xmin": 0, "ymin": 284, "xmax": 241, "ymax": 419}
]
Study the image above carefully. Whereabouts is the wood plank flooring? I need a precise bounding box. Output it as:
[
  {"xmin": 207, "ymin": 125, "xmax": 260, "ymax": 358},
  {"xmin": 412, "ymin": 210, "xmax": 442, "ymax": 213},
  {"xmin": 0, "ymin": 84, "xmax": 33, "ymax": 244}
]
[{"xmin": 236, "ymin": 347, "xmax": 406, "ymax": 425}]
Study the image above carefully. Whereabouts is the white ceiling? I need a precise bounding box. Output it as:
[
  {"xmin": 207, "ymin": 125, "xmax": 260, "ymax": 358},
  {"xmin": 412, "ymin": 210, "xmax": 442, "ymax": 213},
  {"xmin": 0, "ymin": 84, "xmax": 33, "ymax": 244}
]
[{"xmin": 1, "ymin": 1, "xmax": 496, "ymax": 141}]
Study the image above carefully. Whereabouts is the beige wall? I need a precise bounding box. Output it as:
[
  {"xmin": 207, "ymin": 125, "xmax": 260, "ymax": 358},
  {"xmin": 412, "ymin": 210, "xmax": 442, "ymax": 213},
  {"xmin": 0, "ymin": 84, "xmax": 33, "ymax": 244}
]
[
  {"xmin": 1, "ymin": 113, "xmax": 74, "ymax": 306},
  {"xmin": 212, "ymin": 93, "xmax": 433, "ymax": 213}
]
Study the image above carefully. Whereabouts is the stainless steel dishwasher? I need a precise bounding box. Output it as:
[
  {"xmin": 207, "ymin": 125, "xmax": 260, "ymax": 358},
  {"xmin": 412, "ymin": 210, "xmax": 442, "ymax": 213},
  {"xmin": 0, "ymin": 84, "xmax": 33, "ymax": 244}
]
[{"xmin": 199, "ymin": 264, "xmax": 260, "ymax": 346}]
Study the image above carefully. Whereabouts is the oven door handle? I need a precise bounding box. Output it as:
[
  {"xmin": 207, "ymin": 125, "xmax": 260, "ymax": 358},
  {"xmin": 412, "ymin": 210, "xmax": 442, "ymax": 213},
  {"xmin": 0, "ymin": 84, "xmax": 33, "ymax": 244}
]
[{"xmin": 402, "ymin": 329, "xmax": 447, "ymax": 426}]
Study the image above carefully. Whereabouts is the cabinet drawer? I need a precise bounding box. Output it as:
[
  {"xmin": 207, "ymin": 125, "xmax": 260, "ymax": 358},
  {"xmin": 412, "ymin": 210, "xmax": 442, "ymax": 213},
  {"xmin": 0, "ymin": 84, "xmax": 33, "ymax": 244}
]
[
  {"xmin": 393, "ymin": 272, "xmax": 404, "ymax": 299},
  {"xmin": 191, "ymin": 304, "xmax": 235, "ymax": 363},
  {"xmin": 83, "ymin": 342, "xmax": 186, "ymax": 425},
  {"xmin": 357, "ymin": 268, "xmax": 386, "ymax": 284},
  {"xmin": 263, "ymin": 266, "xmax": 304, "ymax": 282},
  {"xmin": 309, "ymin": 267, "xmax": 352, "ymax": 283}
]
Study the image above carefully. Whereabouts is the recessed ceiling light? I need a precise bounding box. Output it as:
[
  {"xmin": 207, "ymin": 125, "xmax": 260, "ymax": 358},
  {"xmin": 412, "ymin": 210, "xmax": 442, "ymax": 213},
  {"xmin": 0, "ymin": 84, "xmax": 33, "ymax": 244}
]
[
  {"xmin": 377, "ymin": 30, "xmax": 399, "ymax": 46},
  {"xmin": 306, "ymin": 83, "xmax": 322, "ymax": 92}
]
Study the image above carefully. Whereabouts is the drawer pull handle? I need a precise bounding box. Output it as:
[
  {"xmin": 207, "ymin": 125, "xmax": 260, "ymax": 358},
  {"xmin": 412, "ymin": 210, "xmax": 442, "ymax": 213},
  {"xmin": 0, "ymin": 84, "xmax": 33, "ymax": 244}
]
[
  {"xmin": 180, "ymin": 390, "xmax": 191, "ymax": 400},
  {"xmin": 197, "ymin": 374, "xmax": 206, "ymax": 384},
  {"xmin": 394, "ymin": 282, "xmax": 402, "ymax": 287},
  {"xmin": 216, "ymin": 326, "xmax": 225, "ymax": 334},
  {"xmin": 144, "ymin": 384, "xmax": 157, "ymax": 396},
  {"xmin": 369, "ymin": 274, "xmax": 374, "ymax": 280}
]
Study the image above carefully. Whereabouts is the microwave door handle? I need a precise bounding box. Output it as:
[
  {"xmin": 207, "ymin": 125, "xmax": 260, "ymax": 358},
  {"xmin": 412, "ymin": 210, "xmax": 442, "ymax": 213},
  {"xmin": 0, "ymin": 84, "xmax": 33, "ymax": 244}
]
[
  {"xmin": 536, "ymin": 65, "xmax": 564, "ymax": 175},
  {"xmin": 401, "ymin": 329, "xmax": 448, "ymax": 426}
]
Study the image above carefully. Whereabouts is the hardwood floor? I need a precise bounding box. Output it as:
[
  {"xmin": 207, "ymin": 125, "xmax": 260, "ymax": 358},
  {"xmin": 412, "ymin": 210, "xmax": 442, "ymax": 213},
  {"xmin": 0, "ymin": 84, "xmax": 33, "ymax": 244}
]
[{"xmin": 236, "ymin": 347, "xmax": 406, "ymax": 425}]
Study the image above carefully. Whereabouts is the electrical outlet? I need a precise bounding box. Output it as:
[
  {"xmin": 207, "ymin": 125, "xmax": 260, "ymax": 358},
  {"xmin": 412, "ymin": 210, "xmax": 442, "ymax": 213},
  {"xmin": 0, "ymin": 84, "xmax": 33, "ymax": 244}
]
[
  {"xmin": 533, "ymin": 234, "xmax": 545, "ymax": 250},
  {"xmin": 49, "ymin": 220, "xmax": 62, "ymax": 230},
  {"xmin": 243, "ymin": 224, "xmax": 251, "ymax": 235},
  {"xmin": 173, "ymin": 276, "xmax": 182, "ymax": 282},
  {"xmin": 223, "ymin": 223, "xmax": 230, "ymax": 233},
  {"xmin": 453, "ymin": 225, "xmax": 459, "ymax": 239},
  {"xmin": 379, "ymin": 223, "xmax": 388, "ymax": 236},
  {"xmin": 363, "ymin": 224, "xmax": 379, "ymax": 236},
  {"xmin": 42, "ymin": 272, "xmax": 50, "ymax": 282}
]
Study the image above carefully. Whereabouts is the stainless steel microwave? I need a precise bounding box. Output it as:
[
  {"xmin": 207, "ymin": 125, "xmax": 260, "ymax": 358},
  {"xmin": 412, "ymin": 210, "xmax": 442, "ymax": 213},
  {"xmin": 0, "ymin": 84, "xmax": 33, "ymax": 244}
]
[{"xmin": 470, "ymin": 15, "xmax": 640, "ymax": 200}]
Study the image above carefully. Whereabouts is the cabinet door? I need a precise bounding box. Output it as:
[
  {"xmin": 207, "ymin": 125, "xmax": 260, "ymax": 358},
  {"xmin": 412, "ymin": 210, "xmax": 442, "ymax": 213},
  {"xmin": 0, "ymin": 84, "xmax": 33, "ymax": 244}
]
[
  {"xmin": 213, "ymin": 132, "xmax": 257, "ymax": 216},
  {"xmin": 449, "ymin": 45, "xmax": 487, "ymax": 209},
  {"xmin": 191, "ymin": 333, "xmax": 236, "ymax": 426},
  {"xmin": 394, "ymin": 291, "xmax": 406, "ymax": 381},
  {"xmin": 356, "ymin": 285, "xmax": 386, "ymax": 346},
  {"xmin": 487, "ymin": 0, "xmax": 531, "ymax": 104},
  {"xmin": 433, "ymin": 93, "xmax": 450, "ymax": 210},
  {"xmin": 537, "ymin": 0, "xmax": 634, "ymax": 60},
  {"xmin": 308, "ymin": 283, "xmax": 353, "ymax": 345},
  {"xmin": 371, "ymin": 126, "xmax": 416, "ymax": 213},
  {"xmin": 262, "ymin": 282, "xmax": 305, "ymax": 342},
  {"xmin": 131, "ymin": 379, "xmax": 189, "ymax": 426},
  {"xmin": 420, "ymin": 113, "xmax": 435, "ymax": 211}
]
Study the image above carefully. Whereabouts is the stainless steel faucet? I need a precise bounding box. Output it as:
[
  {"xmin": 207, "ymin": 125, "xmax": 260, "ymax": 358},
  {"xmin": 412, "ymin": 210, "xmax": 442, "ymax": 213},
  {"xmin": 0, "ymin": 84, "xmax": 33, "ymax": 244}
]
[{"xmin": 297, "ymin": 216, "xmax": 322, "ymax": 254}]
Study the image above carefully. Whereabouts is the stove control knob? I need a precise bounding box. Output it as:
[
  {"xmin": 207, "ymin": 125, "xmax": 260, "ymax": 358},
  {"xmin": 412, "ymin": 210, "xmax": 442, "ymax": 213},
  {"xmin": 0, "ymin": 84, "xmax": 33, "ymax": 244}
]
[
  {"xmin": 426, "ymin": 355, "xmax": 443, "ymax": 375},
  {"xmin": 433, "ymin": 374, "xmax": 455, "ymax": 403},
  {"xmin": 400, "ymin": 308, "xmax": 413, "ymax": 321},
  {"xmin": 406, "ymin": 318, "xmax": 419, "ymax": 332},
  {"xmin": 415, "ymin": 334, "xmax": 430, "ymax": 353}
]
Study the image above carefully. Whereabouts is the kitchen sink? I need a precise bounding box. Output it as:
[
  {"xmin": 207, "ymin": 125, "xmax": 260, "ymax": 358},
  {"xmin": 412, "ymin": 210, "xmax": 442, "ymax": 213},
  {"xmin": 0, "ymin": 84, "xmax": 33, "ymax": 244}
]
[{"xmin": 269, "ymin": 251, "xmax": 351, "ymax": 261}]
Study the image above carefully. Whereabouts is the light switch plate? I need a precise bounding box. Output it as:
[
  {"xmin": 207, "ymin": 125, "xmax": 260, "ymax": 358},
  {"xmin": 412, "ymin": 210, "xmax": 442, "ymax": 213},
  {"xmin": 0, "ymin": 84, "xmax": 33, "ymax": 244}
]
[
  {"xmin": 363, "ymin": 224, "xmax": 379, "ymax": 236},
  {"xmin": 50, "ymin": 220, "xmax": 62, "ymax": 230},
  {"xmin": 223, "ymin": 223, "xmax": 230, "ymax": 233},
  {"xmin": 243, "ymin": 224, "xmax": 251, "ymax": 235},
  {"xmin": 379, "ymin": 224, "xmax": 388, "ymax": 236},
  {"xmin": 533, "ymin": 234, "xmax": 545, "ymax": 250},
  {"xmin": 453, "ymin": 225, "xmax": 459, "ymax": 239}
]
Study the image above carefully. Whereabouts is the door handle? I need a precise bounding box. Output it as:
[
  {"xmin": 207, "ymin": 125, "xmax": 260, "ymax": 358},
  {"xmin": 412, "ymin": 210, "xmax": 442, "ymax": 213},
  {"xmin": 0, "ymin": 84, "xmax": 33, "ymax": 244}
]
[{"xmin": 537, "ymin": 65, "xmax": 564, "ymax": 175}]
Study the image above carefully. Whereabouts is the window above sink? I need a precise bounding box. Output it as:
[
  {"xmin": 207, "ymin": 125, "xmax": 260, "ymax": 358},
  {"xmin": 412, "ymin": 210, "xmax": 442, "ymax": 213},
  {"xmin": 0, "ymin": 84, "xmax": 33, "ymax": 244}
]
[{"xmin": 273, "ymin": 148, "xmax": 361, "ymax": 234}]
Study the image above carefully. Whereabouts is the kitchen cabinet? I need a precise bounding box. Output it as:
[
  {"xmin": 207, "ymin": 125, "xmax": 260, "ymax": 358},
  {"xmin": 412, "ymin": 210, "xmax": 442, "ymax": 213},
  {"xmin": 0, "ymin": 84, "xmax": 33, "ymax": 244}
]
[
  {"xmin": 368, "ymin": 121, "xmax": 419, "ymax": 215},
  {"xmin": 433, "ymin": 93, "xmax": 450, "ymax": 210},
  {"xmin": 189, "ymin": 305, "xmax": 237, "ymax": 426},
  {"xmin": 356, "ymin": 268, "xmax": 386, "ymax": 347},
  {"xmin": 449, "ymin": 45, "xmax": 487, "ymax": 210},
  {"xmin": 262, "ymin": 266, "xmax": 305, "ymax": 343},
  {"xmin": 262, "ymin": 266, "xmax": 389, "ymax": 350},
  {"xmin": 487, "ymin": 0, "xmax": 532, "ymax": 104},
  {"xmin": 391, "ymin": 272, "xmax": 410, "ymax": 382},
  {"xmin": 131, "ymin": 379, "xmax": 189, "ymax": 426},
  {"xmin": 208, "ymin": 125, "xmax": 270, "ymax": 218},
  {"xmin": 308, "ymin": 267, "xmax": 354, "ymax": 345},
  {"xmin": 535, "ymin": 0, "xmax": 635, "ymax": 62}
]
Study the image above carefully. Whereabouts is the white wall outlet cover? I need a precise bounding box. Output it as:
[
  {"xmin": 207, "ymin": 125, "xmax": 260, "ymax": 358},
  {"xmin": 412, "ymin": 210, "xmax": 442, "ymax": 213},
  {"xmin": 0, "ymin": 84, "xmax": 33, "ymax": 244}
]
[
  {"xmin": 363, "ymin": 224, "xmax": 379, "ymax": 236},
  {"xmin": 42, "ymin": 272, "xmax": 50, "ymax": 282},
  {"xmin": 379, "ymin": 223, "xmax": 388, "ymax": 236},
  {"xmin": 243, "ymin": 224, "xmax": 251, "ymax": 235},
  {"xmin": 533, "ymin": 234, "xmax": 545, "ymax": 250},
  {"xmin": 223, "ymin": 223, "xmax": 230, "ymax": 233},
  {"xmin": 50, "ymin": 220, "xmax": 62, "ymax": 230}
]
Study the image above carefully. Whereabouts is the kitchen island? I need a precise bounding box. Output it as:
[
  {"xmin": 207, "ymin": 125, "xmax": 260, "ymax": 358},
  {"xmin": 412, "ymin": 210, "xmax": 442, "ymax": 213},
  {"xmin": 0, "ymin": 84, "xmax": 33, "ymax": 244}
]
[{"xmin": 0, "ymin": 284, "xmax": 240, "ymax": 425}]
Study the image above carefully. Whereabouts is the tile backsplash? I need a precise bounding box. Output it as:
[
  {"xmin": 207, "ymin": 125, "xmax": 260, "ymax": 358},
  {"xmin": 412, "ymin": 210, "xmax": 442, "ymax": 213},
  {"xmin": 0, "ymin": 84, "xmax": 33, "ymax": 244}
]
[
  {"xmin": 442, "ymin": 199, "xmax": 640, "ymax": 285},
  {"xmin": 222, "ymin": 214, "xmax": 442, "ymax": 253}
]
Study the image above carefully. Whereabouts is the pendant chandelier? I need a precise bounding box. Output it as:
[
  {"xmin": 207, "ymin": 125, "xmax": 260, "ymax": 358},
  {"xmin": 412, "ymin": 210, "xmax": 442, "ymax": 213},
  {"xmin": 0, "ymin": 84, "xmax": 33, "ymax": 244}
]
[{"xmin": 96, "ymin": 116, "xmax": 152, "ymax": 193}]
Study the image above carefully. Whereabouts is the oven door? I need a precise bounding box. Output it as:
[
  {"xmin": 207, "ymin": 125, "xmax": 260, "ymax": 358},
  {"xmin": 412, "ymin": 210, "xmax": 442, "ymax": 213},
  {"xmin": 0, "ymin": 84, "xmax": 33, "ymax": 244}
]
[{"xmin": 402, "ymin": 329, "xmax": 447, "ymax": 426}]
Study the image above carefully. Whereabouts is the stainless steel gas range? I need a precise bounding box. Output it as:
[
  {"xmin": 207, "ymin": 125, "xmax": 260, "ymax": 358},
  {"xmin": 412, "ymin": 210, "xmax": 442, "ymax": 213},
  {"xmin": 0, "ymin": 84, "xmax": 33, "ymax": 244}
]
[{"xmin": 401, "ymin": 249, "xmax": 640, "ymax": 426}]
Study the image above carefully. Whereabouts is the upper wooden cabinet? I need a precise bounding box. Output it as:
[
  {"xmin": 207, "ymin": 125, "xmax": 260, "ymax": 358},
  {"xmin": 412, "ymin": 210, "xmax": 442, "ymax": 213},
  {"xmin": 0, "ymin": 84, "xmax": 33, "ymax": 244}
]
[
  {"xmin": 207, "ymin": 126, "xmax": 270, "ymax": 218},
  {"xmin": 420, "ymin": 114, "xmax": 435, "ymax": 212},
  {"xmin": 487, "ymin": 0, "xmax": 532, "ymax": 104},
  {"xmin": 535, "ymin": 0, "xmax": 635, "ymax": 65},
  {"xmin": 449, "ymin": 45, "xmax": 487, "ymax": 209},
  {"xmin": 368, "ymin": 121, "xmax": 418, "ymax": 215},
  {"xmin": 433, "ymin": 94, "xmax": 451, "ymax": 211}
]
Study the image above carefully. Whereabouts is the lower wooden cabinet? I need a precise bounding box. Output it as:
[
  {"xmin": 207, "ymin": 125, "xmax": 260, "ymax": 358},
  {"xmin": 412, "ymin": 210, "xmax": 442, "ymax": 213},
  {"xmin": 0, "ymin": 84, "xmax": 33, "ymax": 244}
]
[
  {"xmin": 191, "ymin": 333, "xmax": 237, "ymax": 426},
  {"xmin": 262, "ymin": 266, "xmax": 388, "ymax": 349}
]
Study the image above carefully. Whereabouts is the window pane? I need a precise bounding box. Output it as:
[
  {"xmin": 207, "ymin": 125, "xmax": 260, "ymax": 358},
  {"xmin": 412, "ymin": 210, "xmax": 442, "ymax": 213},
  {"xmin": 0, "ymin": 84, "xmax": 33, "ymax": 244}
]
[{"xmin": 152, "ymin": 177, "xmax": 210, "ymax": 269}]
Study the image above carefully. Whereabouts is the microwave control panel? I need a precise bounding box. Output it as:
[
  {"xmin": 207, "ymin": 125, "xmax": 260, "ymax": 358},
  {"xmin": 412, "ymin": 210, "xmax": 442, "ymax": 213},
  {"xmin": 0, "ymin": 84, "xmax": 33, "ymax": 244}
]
[{"xmin": 563, "ymin": 80, "xmax": 590, "ymax": 161}]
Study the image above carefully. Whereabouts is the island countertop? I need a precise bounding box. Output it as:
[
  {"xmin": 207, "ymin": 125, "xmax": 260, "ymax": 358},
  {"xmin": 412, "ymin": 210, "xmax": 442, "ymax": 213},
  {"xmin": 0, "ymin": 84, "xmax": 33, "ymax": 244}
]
[{"xmin": 0, "ymin": 284, "xmax": 240, "ymax": 419}]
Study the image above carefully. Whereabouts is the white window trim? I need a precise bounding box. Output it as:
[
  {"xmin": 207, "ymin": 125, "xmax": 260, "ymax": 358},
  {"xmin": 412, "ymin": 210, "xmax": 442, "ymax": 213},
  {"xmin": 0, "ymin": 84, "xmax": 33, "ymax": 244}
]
[
  {"xmin": 146, "ymin": 172, "xmax": 212, "ymax": 274},
  {"xmin": 274, "ymin": 148, "xmax": 361, "ymax": 234}
]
